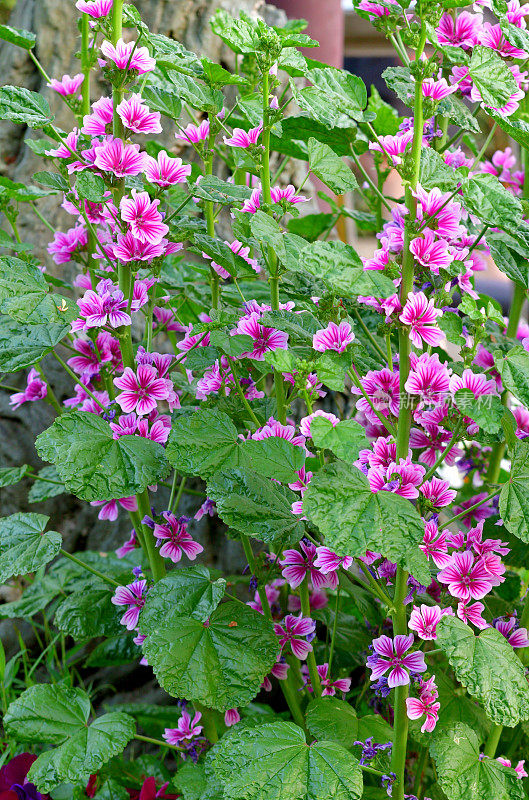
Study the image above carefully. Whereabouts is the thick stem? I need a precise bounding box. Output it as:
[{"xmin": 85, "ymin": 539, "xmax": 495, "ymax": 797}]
[
  {"xmin": 300, "ymin": 577, "xmax": 322, "ymax": 697},
  {"xmin": 484, "ymin": 723, "xmax": 503, "ymax": 758},
  {"xmin": 205, "ymin": 133, "xmax": 219, "ymax": 309},
  {"xmin": 111, "ymin": 0, "xmax": 124, "ymax": 136},
  {"xmin": 136, "ymin": 489, "xmax": 166, "ymax": 582},
  {"xmin": 80, "ymin": 12, "xmax": 91, "ymax": 118}
]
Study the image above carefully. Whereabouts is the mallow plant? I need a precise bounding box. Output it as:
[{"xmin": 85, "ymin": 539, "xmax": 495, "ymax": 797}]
[{"xmin": 2, "ymin": 0, "xmax": 529, "ymax": 797}]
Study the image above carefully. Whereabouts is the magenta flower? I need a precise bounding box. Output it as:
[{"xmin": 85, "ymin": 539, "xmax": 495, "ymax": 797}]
[
  {"xmin": 363, "ymin": 247, "xmax": 390, "ymax": 271},
  {"xmin": 224, "ymin": 708, "xmax": 241, "ymax": 727},
  {"xmin": 9, "ymin": 368, "xmax": 47, "ymax": 409},
  {"xmin": 299, "ymin": 410, "xmax": 340, "ymax": 438},
  {"xmin": 144, "ymin": 151, "xmax": 191, "ymax": 187},
  {"xmin": 438, "ymin": 551, "xmax": 492, "ymax": 602},
  {"xmin": 449, "ymin": 369, "xmax": 497, "ymax": 399},
  {"xmin": 113, "ymin": 231, "xmax": 166, "ymax": 263},
  {"xmin": 408, "ymin": 604, "xmax": 443, "ymax": 640},
  {"xmin": 479, "ymin": 22, "xmax": 527, "ymax": 58},
  {"xmin": 399, "ymin": 292, "xmax": 444, "ymax": 348},
  {"xmin": 175, "ymin": 120, "xmax": 210, "ymax": 144},
  {"xmin": 100, "ymin": 38, "xmax": 156, "ymax": 73},
  {"xmin": 420, "ymin": 520, "xmax": 451, "ymax": 568},
  {"xmin": 494, "ymin": 617, "xmax": 529, "ymax": 648},
  {"xmin": 93, "ymin": 137, "xmax": 148, "ymax": 177},
  {"xmin": 312, "ymin": 320, "xmax": 355, "ymax": 354},
  {"xmin": 422, "ymin": 77, "xmax": 457, "ymax": 101},
  {"xmin": 367, "ymin": 458, "xmax": 426, "ymax": 499},
  {"xmin": 457, "ymin": 600, "xmax": 488, "ymax": 629},
  {"xmin": 280, "ymin": 540, "xmax": 331, "ymax": 590},
  {"xmin": 75, "ymin": 283, "xmax": 131, "ymax": 330},
  {"xmin": 82, "ymin": 96, "xmax": 113, "ymax": 135},
  {"xmin": 48, "ymin": 73, "xmax": 84, "ymax": 97},
  {"xmin": 405, "ymin": 352, "xmax": 451, "ymax": 405},
  {"xmin": 252, "ymin": 417, "xmax": 306, "ymax": 449},
  {"xmin": 223, "ymin": 123, "xmax": 263, "ymax": 148},
  {"xmin": 436, "ymin": 10, "xmax": 481, "ymax": 49},
  {"xmin": 314, "ymin": 546, "xmax": 353, "ymax": 573},
  {"xmin": 452, "ymin": 492, "xmax": 496, "ymax": 528},
  {"xmin": 358, "ymin": 0, "xmax": 400, "ymax": 17},
  {"xmin": 317, "ymin": 663, "xmax": 352, "ymax": 696},
  {"xmin": 420, "ymin": 477, "xmax": 457, "ymax": 508},
  {"xmin": 235, "ymin": 312, "xmax": 288, "ymax": 359},
  {"xmin": 241, "ymin": 186, "xmax": 262, "ymax": 213},
  {"xmin": 46, "ymin": 128, "xmax": 80, "ymax": 160},
  {"xmin": 68, "ymin": 331, "xmax": 118, "ymax": 377},
  {"xmin": 76, "ymin": 0, "xmax": 113, "ymax": 16},
  {"xmin": 116, "ymin": 529, "xmax": 137, "ymax": 559},
  {"xmin": 204, "ymin": 240, "xmax": 260, "ymax": 280},
  {"xmin": 270, "ymin": 184, "xmax": 308, "ymax": 206},
  {"xmin": 369, "ymin": 130, "xmax": 414, "ymax": 164},
  {"xmin": 111, "ymin": 579, "xmax": 148, "ymax": 630},
  {"xmin": 415, "ymin": 186, "xmax": 463, "ymax": 240},
  {"xmin": 163, "ymin": 709, "xmax": 203, "ymax": 745},
  {"xmin": 91, "ymin": 496, "xmax": 137, "ymax": 521},
  {"xmin": 274, "ymin": 614, "xmax": 316, "ymax": 660},
  {"xmin": 406, "ymin": 676, "xmax": 440, "ymax": 733},
  {"xmin": 153, "ymin": 512, "xmax": 204, "ymax": 563},
  {"xmin": 497, "ymin": 758, "xmax": 528, "ymax": 780},
  {"xmin": 114, "ymin": 365, "xmax": 173, "ymax": 416},
  {"xmin": 120, "ymin": 190, "xmax": 169, "ymax": 245},
  {"xmin": 47, "ymin": 225, "xmax": 88, "ymax": 265},
  {"xmin": 367, "ymin": 634, "xmax": 426, "ymax": 687},
  {"xmin": 352, "ymin": 367, "xmax": 400, "ymax": 422},
  {"xmin": 409, "ymin": 229, "xmax": 451, "ymax": 275},
  {"xmin": 117, "ymin": 94, "xmax": 162, "ymax": 134}
]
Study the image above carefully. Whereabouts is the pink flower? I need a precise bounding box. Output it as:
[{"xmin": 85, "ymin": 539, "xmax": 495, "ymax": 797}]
[
  {"xmin": 506, "ymin": 0, "xmax": 529, "ymax": 26},
  {"xmin": 436, "ymin": 11, "xmax": 482, "ymax": 49},
  {"xmin": 204, "ymin": 240, "xmax": 260, "ymax": 280},
  {"xmin": 420, "ymin": 477, "xmax": 457, "ymax": 508},
  {"xmin": 252, "ymin": 417, "xmax": 306, "ymax": 449},
  {"xmin": 48, "ymin": 73, "xmax": 84, "ymax": 97},
  {"xmin": 299, "ymin": 410, "xmax": 340, "ymax": 438},
  {"xmin": 91, "ymin": 496, "xmax": 137, "ymax": 521},
  {"xmin": 496, "ymin": 757, "xmax": 528, "ymax": 779},
  {"xmin": 100, "ymin": 38, "xmax": 156, "ymax": 73},
  {"xmin": 406, "ymin": 677, "xmax": 440, "ymax": 732},
  {"xmin": 280, "ymin": 540, "xmax": 332, "ymax": 590},
  {"xmin": 312, "ymin": 321, "xmax": 355, "ymax": 354},
  {"xmin": 437, "ymin": 551, "xmax": 492, "ymax": 602},
  {"xmin": 409, "ymin": 604, "xmax": 443, "ymax": 640},
  {"xmin": 452, "ymin": 492, "xmax": 497, "ymax": 528},
  {"xmin": 494, "ymin": 616, "xmax": 529, "ymax": 648},
  {"xmin": 93, "ymin": 137, "xmax": 148, "ymax": 177},
  {"xmin": 75, "ymin": 283, "xmax": 131, "ymax": 330},
  {"xmin": 235, "ymin": 312, "xmax": 288, "ymax": 359},
  {"xmin": 449, "ymin": 369, "xmax": 497, "ymax": 399},
  {"xmin": 9, "ymin": 368, "xmax": 47, "ymax": 409},
  {"xmin": 367, "ymin": 458, "xmax": 426, "ymax": 499},
  {"xmin": 241, "ymin": 186, "xmax": 262, "ymax": 213},
  {"xmin": 358, "ymin": 0, "xmax": 400, "ymax": 17},
  {"xmin": 352, "ymin": 368, "xmax": 400, "ymax": 422},
  {"xmin": 317, "ymin": 663, "xmax": 351, "ymax": 696},
  {"xmin": 163, "ymin": 710, "xmax": 203, "ymax": 745},
  {"xmin": 274, "ymin": 614, "xmax": 316, "ymax": 660},
  {"xmin": 223, "ymin": 123, "xmax": 263, "ymax": 148},
  {"xmin": 45, "ymin": 128, "xmax": 80, "ymax": 160},
  {"xmin": 144, "ymin": 151, "xmax": 191, "ymax": 187},
  {"xmin": 113, "ymin": 364, "xmax": 173, "ymax": 416},
  {"xmin": 82, "ymin": 96, "xmax": 113, "ymax": 135},
  {"xmin": 415, "ymin": 186, "xmax": 463, "ymax": 240},
  {"xmin": 68, "ymin": 332, "xmax": 117, "ymax": 378},
  {"xmin": 314, "ymin": 547, "xmax": 353, "ymax": 573},
  {"xmin": 363, "ymin": 248, "xmax": 390, "ymax": 271},
  {"xmin": 175, "ymin": 120, "xmax": 210, "ymax": 144},
  {"xmin": 76, "ymin": 0, "xmax": 113, "ymax": 16},
  {"xmin": 420, "ymin": 520, "xmax": 451, "ymax": 568},
  {"xmin": 513, "ymin": 406, "xmax": 529, "ymax": 439},
  {"xmin": 111, "ymin": 579, "xmax": 148, "ymax": 630},
  {"xmin": 405, "ymin": 352, "xmax": 451, "ymax": 405},
  {"xmin": 369, "ymin": 130, "xmax": 414, "ymax": 165},
  {"xmin": 47, "ymin": 225, "xmax": 88, "ymax": 264},
  {"xmin": 422, "ymin": 77, "xmax": 457, "ymax": 101},
  {"xmin": 479, "ymin": 22, "xmax": 527, "ymax": 58},
  {"xmin": 367, "ymin": 634, "xmax": 426, "ymax": 687},
  {"xmin": 153, "ymin": 512, "xmax": 204, "ymax": 563},
  {"xmin": 113, "ymin": 231, "xmax": 167, "ymax": 263},
  {"xmin": 120, "ymin": 190, "xmax": 169, "ymax": 245},
  {"xmin": 409, "ymin": 229, "xmax": 452, "ymax": 275},
  {"xmin": 270, "ymin": 184, "xmax": 308, "ymax": 206},
  {"xmin": 117, "ymin": 94, "xmax": 162, "ymax": 134},
  {"xmin": 224, "ymin": 708, "xmax": 240, "ymax": 727},
  {"xmin": 457, "ymin": 601, "xmax": 488, "ymax": 629},
  {"xmin": 399, "ymin": 292, "xmax": 444, "ymax": 348}
]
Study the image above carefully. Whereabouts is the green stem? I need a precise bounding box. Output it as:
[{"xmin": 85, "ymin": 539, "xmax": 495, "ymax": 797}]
[
  {"xmin": 80, "ymin": 12, "xmax": 91, "ymax": 118},
  {"xmin": 194, "ymin": 703, "xmax": 218, "ymax": 743},
  {"xmin": 135, "ymin": 733, "xmax": 182, "ymax": 751},
  {"xmin": 412, "ymin": 746, "xmax": 429, "ymax": 797},
  {"xmin": 60, "ymin": 549, "xmax": 119, "ymax": 587},
  {"xmin": 300, "ymin": 577, "xmax": 322, "ymax": 697},
  {"xmin": 241, "ymin": 536, "xmax": 271, "ymax": 622},
  {"xmin": 229, "ymin": 357, "xmax": 262, "ymax": 427},
  {"xmin": 205, "ymin": 141, "xmax": 219, "ymax": 310},
  {"xmin": 281, "ymin": 667, "xmax": 309, "ymax": 732},
  {"xmin": 351, "ymin": 308, "xmax": 388, "ymax": 363},
  {"xmin": 484, "ymin": 723, "xmax": 503, "ymax": 758},
  {"xmin": 170, "ymin": 476, "xmax": 187, "ymax": 515},
  {"xmin": 136, "ymin": 489, "xmax": 166, "ymax": 582},
  {"xmin": 446, "ymin": 488, "xmax": 501, "ymax": 525},
  {"xmin": 34, "ymin": 364, "xmax": 62, "ymax": 414},
  {"xmin": 111, "ymin": 0, "xmax": 124, "ymax": 136}
]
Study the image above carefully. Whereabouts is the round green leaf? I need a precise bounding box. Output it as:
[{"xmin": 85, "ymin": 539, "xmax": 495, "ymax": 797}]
[
  {"xmin": 499, "ymin": 440, "xmax": 529, "ymax": 542},
  {"xmin": 143, "ymin": 601, "xmax": 280, "ymax": 712},
  {"xmin": 305, "ymin": 697, "xmax": 358, "ymax": 748},
  {"xmin": 54, "ymin": 588, "xmax": 122, "ymax": 640},
  {"xmin": 0, "ymin": 315, "xmax": 69, "ymax": 372},
  {"xmin": 4, "ymin": 684, "xmax": 90, "ymax": 744},
  {"xmin": 210, "ymin": 721, "xmax": 363, "ymax": 800},
  {"xmin": 0, "ymin": 512, "xmax": 61, "ymax": 583},
  {"xmin": 138, "ymin": 566, "xmax": 226, "ymax": 633}
]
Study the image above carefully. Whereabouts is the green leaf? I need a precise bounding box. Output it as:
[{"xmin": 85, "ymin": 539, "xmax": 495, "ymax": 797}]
[
  {"xmin": 315, "ymin": 351, "xmax": 354, "ymax": 392},
  {"xmin": 289, "ymin": 81, "xmax": 357, "ymax": 129},
  {"xmin": 0, "ymin": 24, "xmax": 36, "ymax": 50},
  {"xmin": 468, "ymin": 45, "xmax": 518, "ymax": 108},
  {"xmin": 210, "ymin": 721, "xmax": 363, "ymax": 800},
  {"xmin": 76, "ymin": 171, "xmax": 106, "ymax": 203},
  {"xmin": 454, "ymin": 389, "xmax": 504, "ymax": 434},
  {"xmin": 54, "ymin": 588, "xmax": 122, "ymax": 640},
  {"xmin": 305, "ymin": 697, "xmax": 359, "ymax": 749},
  {"xmin": 277, "ymin": 116, "xmax": 356, "ymax": 157},
  {"xmin": 201, "ymin": 58, "xmax": 249, "ymax": 87},
  {"xmin": 141, "ymin": 30, "xmax": 202, "ymax": 75},
  {"xmin": 499, "ymin": 441, "xmax": 529, "ymax": 542},
  {"xmin": 310, "ymin": 417, "xmax": 369, "ymax": 463},
  {"xmin": 303, "ymin": 461, "xmax": 430, "ymax": 584},
  {"xmin": 138, "ymin": 566, "xmax": 226, "ymax": 633},
  {"xmin": 298, "ymin": 241, "xmax": 396, "ymax": 298},
  {"xmin": 166, "ymin": 409, "xmax": 241, "ymax": 479},
  {"xmin": 419, "ymin": 147, "xmax": 463, "ymax": 193},
  {"xmin": 239, "ymin": 438, "xmax": 305, "ymax": 483},
  {"xmin": 209, "ymin": 330, "xmax": 253, "ymax": 358},
  {"xmin": 4, "ymin": 684, "xmax": 91, "ymax": 743},
  {"xmin": 0, "ymin": 464, "xmax": 29, "ymax": 487},
  {"xmin": 430, "ymin": 723, "xmax": 525, "ymax": 800},
  {"xmin": 0, "ymin": 584, "xmax": 57, "ymax": 620},
  {"xmin": 0, "ymin": 86, "xmax": 54, "ymax": 128},
  {"xmin": 287, "ymin": 213, "xmax": 335, "ymax": 242},
  {"xmin": 209, "ymin": 10, "xmax": 260, "ymax": 54},
  {"xmin": 308, "ymin": 138, "xmax": 358, "ymax": 195},
  {"xmin": 495, "ymin": 345, "xmax": 529, "ymax": 406},
  {"xmin": 488, "ymin": 109, "xmax": 529, "ymax": 151},
  {"xmin": 192, "ymin": 176, "xmax": 252, "ymax": 204},
  {"xmin": 0, "ymin": 512, "xmax": 61, "ymax": 583},
  {"xmin": 142, "ymin": 85, "xmax": 182, "ymax": 120},
  {"xmin": 28, "ymin": 466, "xmax": 65, "ymax": 502},
  {"xmin": 166, "ymin": 72, "xmax": 223, "ymax": 114},
  {"xmin": 0, "ymin": 257, "xmax": 75, "ymax": 325},
  {"xmin": 207, "ymin": 468, "xmax": 305, "ymax": 544},
  {"xmin": 463, "ymin": 173, "xmax": 522, "ymax": 229},
  {"xmin": 366, "ymin": 86, "xmax": 400, "ymax": 136},
  {"xmin": 85, "ymin": 634, "xmax": 139, "ymax": 667},
  {"xmin": 35, "ymin": 410, "xmax": 169, "ymax": 502},
  {"xmin": 33, "ymin": 171, "xmax": 70, "ymax": 193},
  {"xmin": 194, "ymin": 234, "xmax": 252, "ymax": 277},
  {"xmin": 355, "ymin": 714, "xmax": 393, "ymax": 744},
  {"xmin": 436, "ymin": 616, "xmax": 529, "ymax": 726},
  {"xmin": 142, "ymin": 601, "xmax": 280, "ymax": 711},
  {"xmin": 307, "ymin": 66, "xmax": 366, "ymax": 122},
  {"xmin": 487, "ymin": 239, "xmax": 529, "ymax": 288},
  {"xmin": 437, "ymin": 311, "xmax": 464, "ymax": 345}
]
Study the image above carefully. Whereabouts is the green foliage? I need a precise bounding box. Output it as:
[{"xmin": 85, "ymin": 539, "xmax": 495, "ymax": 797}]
[
  {"xmin": 305, "ymin": 697, "xmax": 359, "ymax": 748},
  {"xmin": 0, "ymin": 512, "xmax": 61, "ymax": 583},
  {"xmin": 0, "ymin": 86, "xmax": 53, "ymax": 127},
  {"xmin": 308, "ymin": 138, "xmax": 359, "ymax": 195},
  {"xmin": 0, "ymin": 257, "xmax": 75, "ymax": 325},
  {"xmin": 0, "ymin": 24, "xmax": 36, "ymax": 50},
  {"xmin": 138, "ymin": 566, "xmax": 226, "ymax": 632},
  {"xmin": 499, "ymin": 440, "xmax": 529, "ymax": 541},
  {"xmin": 310, "ymin": 417, "xmax": 369, "ymax": 463},
  {"xmin": 54, "ymin": 588, "xmax": 123, "ymax": 640}
]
